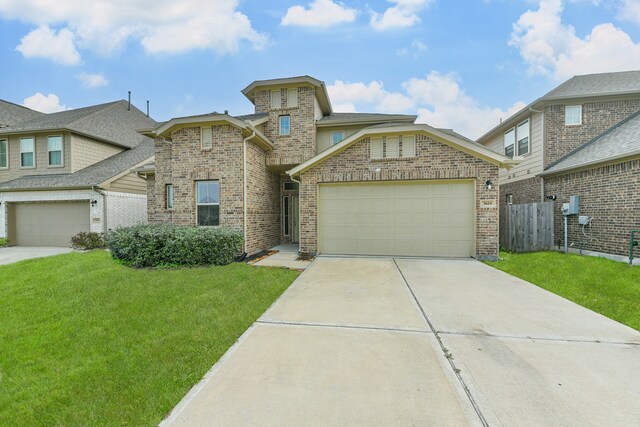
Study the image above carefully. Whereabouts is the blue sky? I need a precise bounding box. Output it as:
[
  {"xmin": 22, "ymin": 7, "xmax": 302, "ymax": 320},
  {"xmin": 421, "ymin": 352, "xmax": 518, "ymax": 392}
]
[{"xmin": 1, "ymin": 0, "xmax": 640, "ymax": 138}]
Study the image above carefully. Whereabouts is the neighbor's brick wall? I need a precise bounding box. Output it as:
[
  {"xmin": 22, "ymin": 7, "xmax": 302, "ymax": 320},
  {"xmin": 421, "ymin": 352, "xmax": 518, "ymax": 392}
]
[
  {"xmin": 0, "ymin": 132, "xmax": 73, "ymax": 183},
  {"xmin": 71, "ymin": 133, "xmax": 124, "ymax": 172},
  {"xmin": 298, "ymin": 134, "xmax": 500, "ymax": 259},
  {"xmin": 499, "ymin": 176, "xmax": 542, "ymax": 207},
  {"xmin": 254, "ymin": 86, "xmax": 317, "ymax": 166},
  {"xmin": 544, "ymin": 159, "xmax": 640, "ymax": 257},
  {"xmin": 544, "ymin": 99, "xmax": 640, "ymax": 167}
]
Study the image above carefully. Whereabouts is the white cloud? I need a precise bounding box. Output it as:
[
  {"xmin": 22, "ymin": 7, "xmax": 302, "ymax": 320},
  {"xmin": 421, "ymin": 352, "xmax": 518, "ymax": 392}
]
[
  {"xmin": 328, "ymin": 72, "xmax": 525, "ymax": 139},
  {"xmin": 76, "ymin": 72, "xmax": 108, "ymax": 88},
  {"xmin": 397, "ymin": 38, "xmax": 427, "ymax": 56},
  {"xmin": 1, "ymin": 0, "xmax": 266, "ymax": 61},
  {"xmin": 370, "ymin": 0, "xmax": 434, "ymax": 30},
  {"xmin": 16, "ymin": 25, "xmax": 80, "ymax": 65},
  {"xmin": 617, "ymin": 0, "xmax": 640, "ymax": 25},
  {"xmin": 281, "ymin": 0, "xmax": 357, "ymax": 27},
  {"xmin": 510, "ymin": 0, "xmax": 640, "ymax": 80},
  {"xmin": 23, "ymin": 93, "xmax": 68, "ymax": 113}
]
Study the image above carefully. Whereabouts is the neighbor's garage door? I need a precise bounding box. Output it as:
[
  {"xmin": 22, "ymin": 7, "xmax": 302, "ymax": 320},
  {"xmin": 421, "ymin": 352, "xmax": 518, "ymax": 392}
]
[
  {"xmin": 318, "ymin": 181, "xmax": 474, "ymax": 257},
  {"xmin": 13, "ymin": 201, "xmax": 90, "ymax": 247}
]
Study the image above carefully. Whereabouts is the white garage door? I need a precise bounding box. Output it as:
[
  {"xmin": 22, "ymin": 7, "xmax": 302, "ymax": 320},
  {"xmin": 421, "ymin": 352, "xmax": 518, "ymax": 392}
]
[
  {"xmin": 318, "ymin": 180, "xmax": 475, "ymax": 257},
  {"xmin": 13, "ymin": 201, "xmax": 90, "ymax": 247}
]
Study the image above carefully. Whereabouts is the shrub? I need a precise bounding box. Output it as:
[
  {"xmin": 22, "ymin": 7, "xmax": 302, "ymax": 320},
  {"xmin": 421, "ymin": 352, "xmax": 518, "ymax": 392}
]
[
  {"xmin": 105, "ymin": 224, "xmax": 244, "ymax": 268},
  {"xmin": 0, "ymin": 237, "xmax": 7, "ymax": 247},
  {"xmin": 71, "ymin": 232, "xmax": 106, "ymax": 250}
]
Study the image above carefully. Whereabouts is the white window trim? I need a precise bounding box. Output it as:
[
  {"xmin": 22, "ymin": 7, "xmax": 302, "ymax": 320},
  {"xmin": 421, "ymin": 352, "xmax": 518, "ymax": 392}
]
[
  {"xmin": 196, "ymin": 180, "xmax": 220, "ymax": 227},
  {"xmin": 279, "ymin": 115, "xmax": 291, "ymax": 136},
  {"xmin": 0, "ymin": 139, "xmax": 8, "ymax": 170},
  {"xmin": 166, "ymin": 183, "xmax": 174, "ymax": 210},
  {"xmin": 504, "ymin": 127, "xmax": 516, "ymax": 157},
  {"xmin": 47, "ymin": 135, "xmax": 64, "ymax": 168},
  {"xmin": 516, "ymin": 119, "xmax": 530, "ymax": 156},
  {"xmin": 330, "ymin": 130, "xmax": 346, "ymax": 145},
  {"xmin": 565, "ymin": 105, "xmax": 582, "ymax": 126},
  {"xmin": 19, "ymin": 136, "xmax": 36, "ymax": 169}
]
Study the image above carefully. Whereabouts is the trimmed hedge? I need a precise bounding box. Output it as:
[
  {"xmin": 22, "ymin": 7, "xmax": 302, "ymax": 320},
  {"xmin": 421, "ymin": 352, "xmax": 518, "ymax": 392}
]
[
  {"xmin": 71, "ymin": 232, "xmax": 106, "ymax": 250},
  {"xmin": 105, "ymin": 224, "xmax": 244, "ymax": 268}
]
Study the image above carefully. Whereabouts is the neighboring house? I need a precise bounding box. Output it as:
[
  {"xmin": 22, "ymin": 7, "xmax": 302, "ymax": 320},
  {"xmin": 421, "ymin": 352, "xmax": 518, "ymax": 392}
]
[
  {"xmin": 139, "ymin": 76, "xmax": 515, "ymax": 260},
  {"xmin": 0, "ymin": 100, "xmax": 156, "ymax": 246},
  {"xmin": 477, "ymin": 70, "xmax": 640, "ymax": 258}
]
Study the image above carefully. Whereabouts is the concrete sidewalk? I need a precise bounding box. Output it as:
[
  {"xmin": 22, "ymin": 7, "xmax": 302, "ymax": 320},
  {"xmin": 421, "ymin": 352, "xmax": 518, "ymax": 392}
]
[
  {"xmin": 161, "ymin": 257, "xmax": 640, "ymax": 426},
  {"xmin": 0, "ymin": 246, "xmax": 73, "ymax": 265}
]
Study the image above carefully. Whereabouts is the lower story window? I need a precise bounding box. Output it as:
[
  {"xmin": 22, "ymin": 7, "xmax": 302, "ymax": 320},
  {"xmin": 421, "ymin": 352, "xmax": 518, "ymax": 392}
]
[
  {"xmin": 166, "ymin": 184, "xmax": 173, "ymax": 209},
  {"xmin": 196, "ymin": 180, "xmax": 220, "ymax": 226},
  {"xmin": 283, "ymin": 196, "xmax": 290, "ymax": 236},
  {"xmin": 506, "ymin": 194, "xmax": 514, "ymax": 205}
]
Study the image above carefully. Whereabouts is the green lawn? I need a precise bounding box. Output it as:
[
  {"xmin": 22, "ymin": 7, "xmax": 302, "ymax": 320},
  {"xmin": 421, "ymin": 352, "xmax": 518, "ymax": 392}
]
[
  {"xmin": 486, "ymin": 251, "xmax": 640, "ymax": 331},
  {"xmin": 0, "ymin": 251, "xmax": 299, "ymax": 426}
]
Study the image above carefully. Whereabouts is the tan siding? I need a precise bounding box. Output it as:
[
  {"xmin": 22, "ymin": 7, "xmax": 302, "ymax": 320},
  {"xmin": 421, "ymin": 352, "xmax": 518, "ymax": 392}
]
[
  {"xmin": 71, "ymin": 134, "xmax": 123, "ymax": 172},
  {"xmin": 105, "ymin": 172, "xmax": 147, "ymax": 194}
]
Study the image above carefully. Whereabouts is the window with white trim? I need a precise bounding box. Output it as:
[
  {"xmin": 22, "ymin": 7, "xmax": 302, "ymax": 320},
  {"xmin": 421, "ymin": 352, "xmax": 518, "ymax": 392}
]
[
  {"xmin": 279, "ymin": 115, "xmax": 291, "ymax": 136},
  {"xmin": 20, "ymin": 137, "xmax": 35, "ymax": 168},
  {"xmin": 402, "ymin": 135, "xmax": 416, "ymax": 157},
  {"xmin": 516, "ymin": 120, "xmax": 530, "ymax": 156},
  {"xmin": 504, "ymin": 128, "xmax": 515, "ymax": 157},
  {"xmin": 271, "ymin": 90, "xmax": 281, "ymax": 109},
  {"xmin": 201, "ymin": 126, "xmax": 213, "ymax": 150},
  {"xmin": 370, "ymin": 137, "xmax": 383, "ymax": 159},
  {"xmin": 287, "ymin": 88, "xmax": 298, "ymax": 108},
  {"xmin": 385, "ymin": 136, "xmax": 400, "ymax": 158},
  {"xmin": 331, "ymin": 131, "xmax": 345, "ymax": 145},
  {"xmin": 196, "ymin": 180, "xmax": 220, "ymax": 226},
  {"xmin": 0, "ymin": 139, "xmax": 7, "ymax": 169},
  {"xmin": 565, "ymin": 105, "xmax": 582, "ymax": 125},
  {"xmin": 48, "ymin": 135, "xmax": 63, "ymax": 166},
  {"xmin": 370, "ymin": 135, "xmax": 417, "ymax": 160},
  {"xmin": 166, "ymin": 184, "xmax": 173, "ymax": 209}
]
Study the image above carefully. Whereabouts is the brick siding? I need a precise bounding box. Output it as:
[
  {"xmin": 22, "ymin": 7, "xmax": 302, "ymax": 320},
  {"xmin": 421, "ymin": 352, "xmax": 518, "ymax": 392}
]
[{"xmin": 499, "ymin": 176, "xmax": 542, "ymax": 208}]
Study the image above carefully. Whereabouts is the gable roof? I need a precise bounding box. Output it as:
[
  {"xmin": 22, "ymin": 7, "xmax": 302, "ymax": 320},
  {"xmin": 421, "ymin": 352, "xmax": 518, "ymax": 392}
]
[
  {"xmin": 0, "ymin": 100, "xmax": 157, "ymax": 149},
  {"xmin": 477, "ymin": 70, "xmax": 640, "ymax": 143},
  {"xmin": 0, "ymin": 100, "xmax": 44, "ymax": 127},
  {"xmin": 242, "ymin": 75, "xmax": 332, "ymax": 116},
  {"xmin": 0, "ymin": 139, "xmax": 155, "ymax": 191},
  {"xmin": 540, "ymin": 110, "xmax": 640, "ymax": 176},
  {"xmin": 316, "ymin": 112, "xmax": 417, "ymax": 127},
  {"xmin": 288, "ymin": 123, "xmax": 518, "ymax": 177}
]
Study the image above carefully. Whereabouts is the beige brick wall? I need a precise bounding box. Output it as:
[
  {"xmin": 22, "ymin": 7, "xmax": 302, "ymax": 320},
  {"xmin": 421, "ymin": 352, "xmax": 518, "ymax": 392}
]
[
  {"xmin": 71, "ymin": 134, "xmax": 124, "ymax": 172},
  {"xmin": 0, "ymin": 131, "xmax": 72, "ymax": 183},
  {"xmin": 298, "ymin": 133, "xmax": 500, "ymax": 259}
]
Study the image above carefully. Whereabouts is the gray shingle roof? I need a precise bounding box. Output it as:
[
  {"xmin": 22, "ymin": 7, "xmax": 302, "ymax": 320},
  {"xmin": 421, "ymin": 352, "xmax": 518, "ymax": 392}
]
[
  {"xmin": 234, "ymin": 112, "xmax": 268, "ymax": 122},
  {"xmin": 318, "ymin": 112, "xmax": 417, "ymax": 125},
  {"xmin": 542, "ymin": 70, "xmax": 640, "ymax": 100},
  {"xmin": 0, "ymin": 100, "xmax": 156, "ymax": 148},
  {"xmin": 543, "ymin": 110, "xmax": 640, "ymax": 175},
  {"xmin": 0, "ymin": 100, "xmax": 44, "ymax": 127},
  {"xmin": 0, "ymin": 139, "xmax": 154, "ymax": 190}
]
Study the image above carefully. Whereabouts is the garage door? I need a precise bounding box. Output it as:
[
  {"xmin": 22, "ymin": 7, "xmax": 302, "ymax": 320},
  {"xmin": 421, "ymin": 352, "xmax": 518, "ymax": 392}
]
[
  {"xmin": 318, "ymin": 181, "xmax": 475, "ymax": 257},
  {"xmin": 13, "ymin": 202, "xmax": 90, "ymax": 247}
]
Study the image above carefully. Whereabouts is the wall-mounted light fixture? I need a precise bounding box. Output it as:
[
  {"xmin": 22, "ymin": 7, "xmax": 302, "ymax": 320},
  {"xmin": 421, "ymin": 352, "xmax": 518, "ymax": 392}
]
[
  {"xmin": 485, "ymin": 180, "xmax": 493, "ymax": 190},
  {"xmin": 90, "ymin": 199, "xmax": 98, "ymax": 207},
  {"xmin": 546, "ymin": 195, "xmax": 557, "ymax": 201}
]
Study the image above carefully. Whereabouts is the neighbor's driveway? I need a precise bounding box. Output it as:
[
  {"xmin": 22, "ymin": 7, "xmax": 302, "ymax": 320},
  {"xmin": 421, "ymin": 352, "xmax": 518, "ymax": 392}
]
[
  {"xmin": 162, "ymin": 257, "xmax": 640, "ymax": 427},
  {"xmin": 0, "ymin": 246, "xmax": 73, "ymax": 265}
]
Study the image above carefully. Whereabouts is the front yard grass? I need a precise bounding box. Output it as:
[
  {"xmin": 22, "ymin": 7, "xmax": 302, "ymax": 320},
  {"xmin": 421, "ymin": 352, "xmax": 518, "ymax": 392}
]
[
  {"xmin": 0, "ymin": 250, "xmax": 299, "ymax": 426},
  {"xmin": 487, "ymin": 251, "xmax": 640, "ymax": 331}
]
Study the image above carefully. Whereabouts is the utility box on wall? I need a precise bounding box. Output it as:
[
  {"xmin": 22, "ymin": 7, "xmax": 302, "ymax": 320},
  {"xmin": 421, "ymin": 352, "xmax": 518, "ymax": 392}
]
[{"xmin": 562, "ymin": 195, "xmax": 580, "ymax": 216}]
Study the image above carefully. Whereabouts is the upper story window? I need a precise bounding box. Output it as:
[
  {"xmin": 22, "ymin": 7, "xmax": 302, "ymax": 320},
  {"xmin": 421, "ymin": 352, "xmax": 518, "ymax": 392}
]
[
  {"xmin": 516, "ymin": 120, "xmax": 530, "ymax": 156},
  {"xmin": 20, "ymin": 137, "xmax": 35, "ymax": 168},
  {"xmin": 331, "ymin": 131, "xmax": 345, "ymax": 145},
  {"xmin": 48, "ymin": 135, "xmax": 63, "ymax": 166},
  {"xmin": 271, "ymin": 90, "xmax": 282, "ymax": 109},
  {"xmin": 0, "ymin": 139, "xmax": 7, "ymax": 169},
  {"xmin": 279, "ymin": 115, "xmax": 291, "ymax": 136},
  {"xmin": 166, "ymin": 184, "xmax": 174, "ymax": 209},
  {"xmin": 287, "ymin": 88, "xmax": 298, "ymax": 108},
  {"xmin": 370, "ymin": 135, "xmax": 416, "ymax": 160},
  {"xmin": 565, "ymin": 105, "xmax": 582, "ymax": 125},
  {"xmin": 503, "ymin": 128, "xmax": 515, "ymax": 157},
  {"xmin": 196, "ymin": 180, "xmax": 220, "ymax": 226},
  {"xmin": 201, "ymin": 126, "xmax": 213, "ymax": 150}
]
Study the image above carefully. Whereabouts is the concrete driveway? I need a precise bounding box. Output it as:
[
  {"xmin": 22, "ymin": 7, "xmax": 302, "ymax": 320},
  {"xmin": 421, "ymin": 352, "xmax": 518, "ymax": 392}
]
[
  {"xmin": 162, "ymin": 257, "xmax": 640, "ymax": 427},
  {"xmin": 0, "ymin": 246, "xmax": 73, "ymax": 265}
]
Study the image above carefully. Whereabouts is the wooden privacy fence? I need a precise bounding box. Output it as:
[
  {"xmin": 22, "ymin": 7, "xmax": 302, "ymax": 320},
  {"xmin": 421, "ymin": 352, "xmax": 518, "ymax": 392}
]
[{"xmin": 500, "ymin": 202, "xmax": 554, "ymax": 252}]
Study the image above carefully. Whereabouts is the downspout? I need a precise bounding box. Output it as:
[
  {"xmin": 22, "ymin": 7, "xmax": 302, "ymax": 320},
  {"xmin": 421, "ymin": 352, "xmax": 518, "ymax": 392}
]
[{"xmin": 242, "ymin": 131, "xmax": 255, "ymax": 256}]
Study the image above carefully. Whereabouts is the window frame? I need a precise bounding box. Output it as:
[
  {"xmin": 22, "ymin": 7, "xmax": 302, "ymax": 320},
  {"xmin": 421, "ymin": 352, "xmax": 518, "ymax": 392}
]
[
  {"xmin": 565, "ymin": 105, "xmax": 582, "ymax": 126},
  {"xmin": 201, "ymin": 126, "xmax": 213, "ymax": 150},
  {"xmin": 0, "ymin": 139, "xmax": 8, "ymax": 169},
  {"xmin": 506, "ymin": 194, "xmax": 514, "ymax": 205},
  {"xmin": 20, "ymin": 136, "xmax": 36, "ymax": 169},
  {"xmin": 271, "ymin": 89, "xmax": 282, "ymax": 109},
  {"xmin": 287, "ymin": 88, "xmax": 298, "ymax": 108},
  {"xmin": 195, "ymin": 180, "xmax": 220, "ymax": 227},
  {"xmin": 166, "ymin": 183, "xmax": 174, "ymax": 210},
  {"xmin": 401, "ymin": 135, "xmax": 416, "ymax": 158},
  {"xmin": 47, "ymin": 135, "xmax": 64, "ymax": 167},
  {"xmin": 330, "ymin": 130, "xmax": 346, "ymax": 145},
  {"xmin": 516, "ymin": 120, "xmax": 530, "ymax": 156},
  {"xmin": 283, "ymin": 181, "xmax": 299, "ymax": 191},
  {"xmin": 504, "ymin": 128, "xmax": 515, "ymax": 157},
  {"xmin": 283, "ymin": 196, "xmax": 290, "ymax": 237},
  {"xmin": 279, "ymin": 115, "xmax": 291, "ymax": 136}
]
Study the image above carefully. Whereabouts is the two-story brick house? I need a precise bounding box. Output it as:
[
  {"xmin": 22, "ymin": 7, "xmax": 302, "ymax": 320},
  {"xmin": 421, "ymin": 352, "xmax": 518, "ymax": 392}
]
[
  {"xmin": 478, "ymin": 70, "xmax": 640, "ymax": 259},
  {"xmin": 0, "ymin": 99, "xmax": 156, "ymax": 246},
  {"xmin": 141, "ymin": 76, "xmax": 516, "ymax": 260}
]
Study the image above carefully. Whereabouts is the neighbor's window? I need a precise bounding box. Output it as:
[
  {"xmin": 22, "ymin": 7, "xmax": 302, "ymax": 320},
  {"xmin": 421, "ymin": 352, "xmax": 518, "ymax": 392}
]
[
  {"xmin": 287, "ymin": 88, "xmax": 298, "ymax": 108},
  {"xmin": 271, "ymin": 90, "xmax": 282, "ymax": 109},
  {"xmin": 516, "ymin": 120, "xmax": 530, "ymax": 156},
  {"xmin": 565, "ymin": 105, "xmax": 582, "ymax": 125},
  {"xmin": 0, "ymin": 139, "xmax": 7, "ymax": 169},
  {"xmin": 201, "ymin": 126, "xmax": 213, "ymax": 150},
  {"xmin": 20, "ymin": 137, "xmax": 35, "ymax": 168},
  {"xmin": 279, "ymin": 115, "xmax": 291, "ymax": 136},
  {"xmin": 196, "ymin": 180, "xmax": 220, "ymax": 226},
  {"xmin": 331, "ymin": 131, "xmax": 345, "ymax": 145},
  {"xmin": 48, "ymin": 135, "xmax": 63, "ymax": 166},
  {"xmin": 506, "ymin": 194, "xmax": 514, "ymax": 205},
  {"xmin": 166, "ymin": 184, "xmax": 173, "ymax": 209},
  {"xmin": 504, "ymin": 128, "xmax": 515, "ymax": 157}
]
